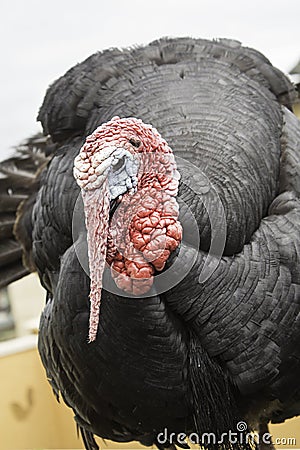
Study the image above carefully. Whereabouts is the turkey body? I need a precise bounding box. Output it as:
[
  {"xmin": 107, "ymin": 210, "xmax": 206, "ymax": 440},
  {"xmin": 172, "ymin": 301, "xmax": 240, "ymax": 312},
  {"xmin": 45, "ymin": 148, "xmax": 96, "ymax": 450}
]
[{"xmin": 1, "ymin": 38, "xmax": 300, "ymax": 449}]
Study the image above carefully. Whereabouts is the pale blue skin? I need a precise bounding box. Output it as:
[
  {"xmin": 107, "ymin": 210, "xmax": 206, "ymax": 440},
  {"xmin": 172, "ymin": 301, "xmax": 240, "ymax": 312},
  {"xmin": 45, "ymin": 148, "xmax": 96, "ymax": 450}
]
[{"xmin": 107, "ymin": 148, "xmax": 139, "ymax": 200}]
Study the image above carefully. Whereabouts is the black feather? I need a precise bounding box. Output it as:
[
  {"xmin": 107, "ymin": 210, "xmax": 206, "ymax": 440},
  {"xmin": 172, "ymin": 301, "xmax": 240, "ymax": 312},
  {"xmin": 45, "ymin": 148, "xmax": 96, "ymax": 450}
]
[
  {"xmin": 79, "ymin": 427, "xmax": 99, "ymax": 450},
  {"xmin": 188, "ymin": 333, "xmax": 253, "ymax": 450}
]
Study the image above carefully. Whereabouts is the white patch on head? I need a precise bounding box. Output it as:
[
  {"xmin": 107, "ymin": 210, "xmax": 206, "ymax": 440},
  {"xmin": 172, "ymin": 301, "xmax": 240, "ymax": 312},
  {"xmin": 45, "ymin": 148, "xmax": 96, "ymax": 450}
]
[
  {"xmin": 74, "ymin": 146, "xmax": 139, "ymax": 199},
  {"xmin": 108, "ymin": 148, "xmax": 139, "ymax": 199}
]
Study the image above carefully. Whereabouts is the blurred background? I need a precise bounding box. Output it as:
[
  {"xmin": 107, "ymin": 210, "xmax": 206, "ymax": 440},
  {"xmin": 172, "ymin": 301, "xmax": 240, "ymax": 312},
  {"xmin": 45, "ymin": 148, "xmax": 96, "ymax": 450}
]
[
  {"xmin": 1, "ymin": 0, "xmax": 300, "ymax": 448},
  {"xmin": 1, "ymin": 0, "xmax": 300, "ymax": 160}
]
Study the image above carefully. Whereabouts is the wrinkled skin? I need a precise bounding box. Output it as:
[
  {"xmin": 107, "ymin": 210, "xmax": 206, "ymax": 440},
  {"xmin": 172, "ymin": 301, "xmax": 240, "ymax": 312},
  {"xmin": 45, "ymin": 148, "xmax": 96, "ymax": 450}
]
[{"xmin": 74, "ymin": 117, "xmax": 183, "ymax": 341}]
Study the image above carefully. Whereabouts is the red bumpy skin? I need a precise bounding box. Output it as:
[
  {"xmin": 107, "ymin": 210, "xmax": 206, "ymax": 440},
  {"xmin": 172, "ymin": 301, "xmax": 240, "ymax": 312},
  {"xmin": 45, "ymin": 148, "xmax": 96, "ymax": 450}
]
[{"xmin": 75, "ymin": 117, "xmax": 182, "ymax": 341}]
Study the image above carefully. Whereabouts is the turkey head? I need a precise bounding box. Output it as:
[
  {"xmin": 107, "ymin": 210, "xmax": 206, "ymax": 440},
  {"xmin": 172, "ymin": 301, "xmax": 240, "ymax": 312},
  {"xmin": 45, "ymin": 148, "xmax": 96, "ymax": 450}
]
[{"xmin": 74, "ymin": 117, "xmax": 182, "ymax": 342}]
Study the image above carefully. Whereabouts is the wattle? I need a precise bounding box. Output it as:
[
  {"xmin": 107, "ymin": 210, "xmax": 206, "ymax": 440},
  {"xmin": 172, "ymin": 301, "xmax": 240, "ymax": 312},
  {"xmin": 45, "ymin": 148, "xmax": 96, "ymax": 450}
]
[{"xmin": 108, "ymin": 185, "xmax": 182, "ymax": 294}]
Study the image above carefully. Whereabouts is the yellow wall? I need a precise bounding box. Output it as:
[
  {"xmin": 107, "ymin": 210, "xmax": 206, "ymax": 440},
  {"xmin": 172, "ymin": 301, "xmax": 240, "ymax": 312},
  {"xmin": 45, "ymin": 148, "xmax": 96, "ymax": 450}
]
[
  {"xmin": 0, "ymin": 343, "xmax": 144, "ymax": 450},
  {"xmin": 293, "ymin": 102, "xmax": 300, "ymax": 118},
  {"xmin": 0, "ymin": 343, "xmax": 300, "ymax": 450},
  {"xmin": 0, "ymin": 345, "xmax": 83, "ymax": 450},
  {"xmin": 8, "ymin": 274, "xmax": 45, "ymax": 337}
]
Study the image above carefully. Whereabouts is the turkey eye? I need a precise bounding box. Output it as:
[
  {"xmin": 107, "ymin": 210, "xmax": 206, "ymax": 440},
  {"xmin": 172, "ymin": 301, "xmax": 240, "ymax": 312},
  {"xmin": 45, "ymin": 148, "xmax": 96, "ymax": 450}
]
[{"xmin": 129, "ymin": 138, "xmax": 141, "ymax": 148}]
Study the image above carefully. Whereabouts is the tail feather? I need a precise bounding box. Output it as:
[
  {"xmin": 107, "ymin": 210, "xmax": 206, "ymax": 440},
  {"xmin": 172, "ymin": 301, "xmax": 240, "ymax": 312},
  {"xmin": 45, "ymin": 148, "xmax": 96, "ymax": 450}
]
[
  {"xmin": 0, "ymin": 193, "xmax": 28, "ymax": 211},
  {"xmin": 0, "ymin": 239, "xmax": 22, "ymax": 267},
  {"xmin": 0, "ymin": 262, "xmax": 29, "ymax": 289},
  {"xmin": 0, "ymin": 134, "xmax": 54, "ymax": 288},
  {"xmin": 0, "ymin": 165, "xmax": 35, "ymax": 185},
  {"xmin": 0, "ymin": 214, "xmax": 15, "ymax": 239}
]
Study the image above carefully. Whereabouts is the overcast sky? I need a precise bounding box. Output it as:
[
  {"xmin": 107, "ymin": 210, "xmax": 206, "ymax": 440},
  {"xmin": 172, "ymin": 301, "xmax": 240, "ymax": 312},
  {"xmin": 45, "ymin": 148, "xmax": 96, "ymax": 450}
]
[{"xmin": 0, "ymin": 0, "xmax": 299, "ymax": 159}]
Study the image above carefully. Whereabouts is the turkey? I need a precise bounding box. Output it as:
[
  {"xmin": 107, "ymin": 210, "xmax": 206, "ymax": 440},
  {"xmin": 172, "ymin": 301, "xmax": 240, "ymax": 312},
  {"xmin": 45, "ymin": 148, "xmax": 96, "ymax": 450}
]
[{"xmin": 1, "ymin": 37, "xmax": 300, "ymax": 450}]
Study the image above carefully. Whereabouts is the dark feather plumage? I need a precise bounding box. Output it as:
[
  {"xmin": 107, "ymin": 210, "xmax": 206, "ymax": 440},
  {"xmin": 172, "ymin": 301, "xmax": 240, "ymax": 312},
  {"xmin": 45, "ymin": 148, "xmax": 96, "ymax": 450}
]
[{"xmin": 0, "ymin": 37, "xmax": 300, "ymax": 450}]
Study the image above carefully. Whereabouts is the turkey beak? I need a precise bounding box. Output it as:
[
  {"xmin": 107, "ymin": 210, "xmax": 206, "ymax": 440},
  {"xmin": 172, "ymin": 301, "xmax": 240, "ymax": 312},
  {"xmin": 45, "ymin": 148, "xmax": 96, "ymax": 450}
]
[{"xmin": 109, "ymin": 197, "xmax": 120, "ymax": 220}]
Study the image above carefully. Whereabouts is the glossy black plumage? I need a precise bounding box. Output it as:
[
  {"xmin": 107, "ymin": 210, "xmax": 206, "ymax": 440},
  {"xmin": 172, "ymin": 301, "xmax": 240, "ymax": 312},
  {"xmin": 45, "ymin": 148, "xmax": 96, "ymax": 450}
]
[{"xmin": 1, "ymin": 37, "xmax": 300, "ymax": 449}]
